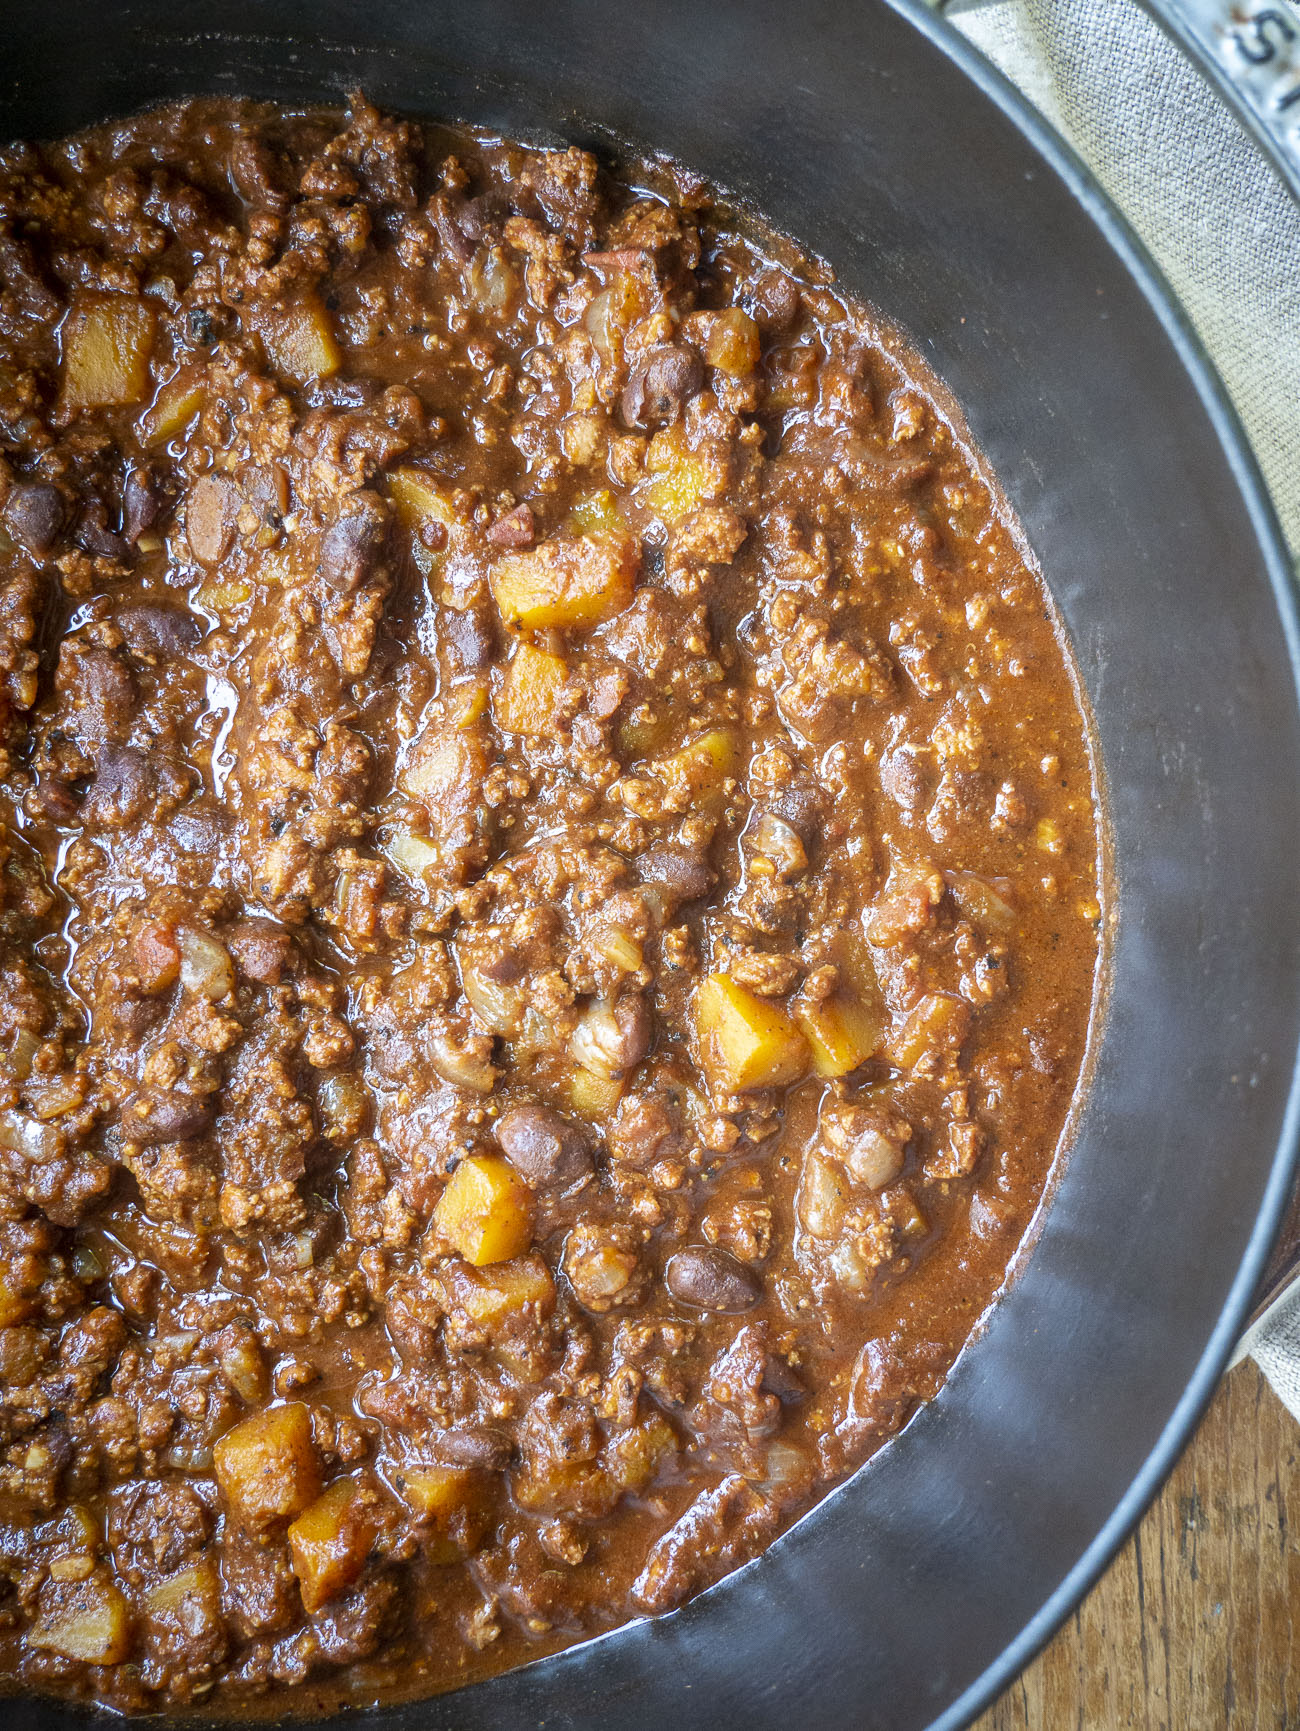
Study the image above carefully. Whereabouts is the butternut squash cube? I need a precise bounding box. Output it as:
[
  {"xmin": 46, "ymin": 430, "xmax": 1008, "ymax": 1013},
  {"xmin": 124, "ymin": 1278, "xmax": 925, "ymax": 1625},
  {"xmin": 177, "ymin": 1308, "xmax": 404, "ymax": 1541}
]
[
  {"xmin": 884, "ymin": 991, "xmax": 972, "ymax": 1071},
  {"xmin": 213, "ymin": 1402, "xmax": 322, "ymax": 1532},
  {"xmin": 696, "ymin": 974, "xmax": 808, "ymax": 1093},
  {"xmin": 705, "ymin": 308, "xmax": 761, "ymax": 377},
  {"xmin": 492, "ymin": 532, "xmax": 637, "ymax": 630},
  {"xmin": 193, "ymin": 577, "xmax": 253, "ymax": 614},
  {"xmin": 60, "ymin": 296, "xmax": 155, "ymax": 414},
  {"xmin": 388, "ymin": 467, "xmax": 462, "ymax": 576},
  {"xmin": 606, "ymin": 1412, "xmax": 678, "ymax": 1492},
  {"xmin": 0, "ymin": 1272, "xmax": 36, "ymax": 1329},
  {"xmin": 401, "ymin": 726, "xmax": 480, "ymax": 815},
  {"xmin": 512, "ymin": 1455, "xmax": 615, "ymax": 1519},
  {"xmin": 795, "ymin": 936, "xmax": 886, "ymax": 1078},
  {"xmin": 434, "ymin": 1254, "xmax": 556, "ymax": 1332},
  {"xmin": 398, "ymin": 1463, "xmax": 475, "ymax": 1522},
  {"xmin": 139, "ymin": 365, "xmax": 206, "ymax": 445},
  {"xmin": 454, "ymin": 681, "xmax": 489, "ymax": 728},
  {"xmin": 434, "ymin": 1154, "xmax": 533, "ymax": 1266},
  {"xmin": 143, "ymin": 1558, "xmax": 224, "ymax": 1644},
  {"xmin": 568, "ymin": 1065, "xmax": 624, "ymax": 1119},
  {"xmin": 495, "ymin": 641, "xmax": 568, "ymax": 735},
  {"xmin": 797, "ymin": 990, "xmax": 884, "ymax": 1078},
  {"xmin": 287, "ymin": 1476, "xmax": 380, "ymax": 1613},
  {"xmin": 567, "ymin": 488, "xmax": 628, "ymax": 537},
  {"xmin": 644, "ymin": 428, "xmax": 715, "ymax": 524},
  {"xmin": 258, "ymin": 293, "xmax": 341, "ymax": 384},
  {"xmin": 615, "ymin": 708, "xmax": 672, "ymax": 761},
  {"xmin": 653, "ymin": 728, "xmax": 738, "ymax": 807},
  {"xmin": 29, "ymin": 1574, "xmax": 132, "ymax": 1665},
  {"xmin": 396, "ymin": 1464, "xmax": 490, "ymax": 1561}
]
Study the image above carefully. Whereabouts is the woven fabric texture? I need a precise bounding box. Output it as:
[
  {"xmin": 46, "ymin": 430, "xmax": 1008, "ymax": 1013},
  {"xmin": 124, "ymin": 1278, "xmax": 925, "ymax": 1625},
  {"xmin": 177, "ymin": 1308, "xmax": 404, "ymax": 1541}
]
[
  {"xmin": 952, "ymin": 0, "xmax": 1300, "ymax": 566},
  {"xmin": 951, "ymin": 0, "xmax": 1300, "ymax": 1414}
]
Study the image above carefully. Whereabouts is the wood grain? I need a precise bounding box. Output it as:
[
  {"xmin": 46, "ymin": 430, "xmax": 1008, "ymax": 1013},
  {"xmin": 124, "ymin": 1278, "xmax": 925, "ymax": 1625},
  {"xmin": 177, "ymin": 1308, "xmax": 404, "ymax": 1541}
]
[{"xmin": 972, "ymin": 1362, "xmax": 1300, "ymax": 1729}]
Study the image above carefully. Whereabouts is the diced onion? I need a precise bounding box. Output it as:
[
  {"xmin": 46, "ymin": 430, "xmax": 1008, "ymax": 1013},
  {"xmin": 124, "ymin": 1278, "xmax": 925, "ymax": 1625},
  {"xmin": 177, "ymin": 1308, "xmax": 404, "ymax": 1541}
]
[
  {"xmin": 945, "ymin": 869, "xmax": 1015, "ymax": 932},
  {"xmin": 466, "ymin": 246, "xmax": 515, "ymax": 313},
  {"xmin": 317, "ymin": 1073, "xmax": 370, "ymax": 1140},
  {"xmin": 751, "ymin": 813, "xmax": 807, "ymax": 880},
  {"xmin": 584, "ymin": 287, "xmax": 618, "ymax": 362},
  {"xmin": 165, "ymin": 1444, "xmax": 214, "ymax": 1472},
  {"xmin": 220, "ymin": 1340, "xmax": 267, "ymax": 1404},
  {"xmin": 598, "ymin": 928, "xmax": 643, "ymax": 974},
  {"xmin": 570, "ymin": 1000, "xmax": 623, "ymax": 1080},
  {"xmin": 178, "ymin": 929, "xmax": 234, "ymax": 1000},
  {"xmin": 460, "ymin": 959, "xmax": 523, "ymax": 1038},
  {"xmin": 27, "ymin": 1076, "xmax": 85, "ymax": 1122},
  {"xmin": 0, "ymin": 1110, "xmax": 57, "ymax": 1161},
  {"xmin": 797, "ymin": 1151, "xmax": 847, "ymax": 1239},
  {"xmin": 431, "ymin": 1032, "xmax": 497, "ymax": 1094},
  {"xmin": 385, "ymin": 829, "xmax": 442, "ymax": 882},
  {"xmin": 72, "ymin": 1245, "xmax": 105, "ymax": 1281},
  {"xmin": 762, "ymin": 1440, "xmax": 811, "ymax": 1489},
  {"xmin": 5, "ymin": 1030, "xmax": 39, "ymax": 1083}
]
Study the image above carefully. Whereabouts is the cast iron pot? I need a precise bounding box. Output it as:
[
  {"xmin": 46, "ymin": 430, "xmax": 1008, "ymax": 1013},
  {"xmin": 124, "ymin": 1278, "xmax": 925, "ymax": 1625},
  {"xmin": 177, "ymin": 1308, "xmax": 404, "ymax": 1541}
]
[{"xmin": 5, "ymin": 2, "xmax": 1300, "ymax": 1726}]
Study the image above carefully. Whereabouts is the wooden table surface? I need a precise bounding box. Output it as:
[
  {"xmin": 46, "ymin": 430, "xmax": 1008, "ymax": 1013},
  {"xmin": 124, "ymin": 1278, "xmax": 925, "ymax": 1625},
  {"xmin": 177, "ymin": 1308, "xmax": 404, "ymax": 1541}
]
[{"xmin": 971, "ymin": 1361, "xmax": 1300, "ymax": 1729}]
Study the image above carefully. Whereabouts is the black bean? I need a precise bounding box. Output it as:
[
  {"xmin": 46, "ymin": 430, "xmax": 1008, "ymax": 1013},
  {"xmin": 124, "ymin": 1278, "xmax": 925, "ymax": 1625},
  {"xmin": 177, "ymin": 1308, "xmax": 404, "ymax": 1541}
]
[
  {"xmin": 435, "ymin": 193, "xmax": 503, "ymax": 265},
  {"xmin": 83, "ymin": 744, "xmax": 153, "ymax": 828},
  {"xmin": 748, "ymin": 268, "xmax": 801, "ymax": 332},
  {"xmin": 429, "ymin": 1426, "xmax": 512, "ymax": 1471},
  {"xmin": 106, "ymin": 996, "xmax": 163, "ymax": 1038},
  {"xmin": 186, "ymin": 474, "xmax": 237, "ymax": 566},
  {"xmin": 477, "ymin": 948, "xmax": 525, "ymax": 985},
  {"xmin": 665, "ymin": 1246, "xmax": 762, "ymax": 1312},
  {"xmin": 637, "ymin": 844, "xmax": 714, "ymax": 905},
  {"xmin": 320, "ymin": 491, "xmax": 387, "ymax": 591},
  {"xmin": 2, "ymin": 482, "xmax": 64, "ymax": 557},
  {"xmin": 442, "ymin": 605, "xmax": 496, "ymax": 673},
  {"xmin": 0, "ymin": 227, "xmax": 59, "ymax": 322},
  {"xmin": 878, "ymin": 748, "xmax": 931, "ymax": 816},
  {"xmin": 610, "ymin": 995, "xmax": 652, "ymax": 1075},
  {"xmin": 122, "ymin": 467, "xmax": 164, "ymax": 543},
  {"xmin": 56, "ymin": 646, "xmax": 136, "ymax": 748},
  {"xmin": 228, "ymin": 918, "xmax": 293, "ymax": 985},
  {"xmin": 768, "ymin": 779, "xmax": 825, "ymax": 842},
  {"xmin": 761, "ymin": 1354, "xmax": 806, "ymax": 1404},
  {"xmin": 229, "ymin": 134, "xmax": 287, "ymax": 212},
  {"xmin": 621, "ymin": 344, "xmax": 704, "ymax": 429},
  {"xmin": 485, "ymin": 502, "xmax": 535, "ymax": 548},
  {"xmin": 143, "ymin": 174, "xmax": 212, "ymax": 246},
  {"xmin": 117, "ymin": 603, "xmax": 201, "ymax": 658},
  {"xmin": 27, "ymin": 777, "xmax": 80, "ymax": 825},
  {"xmin": 124, "ymin": 1090, "xmax": 213, "ymax": 1145},
  {"xmin": 73, "ymin": 500, "xmax": 127, "ymax": 560},
  {"xmin": 842, "ymin": 437, "xmax": 932, "ymax": 493},
  {"xmin": 496, "ymin": 1103, "xmax": 593, "ymax": 1189}
]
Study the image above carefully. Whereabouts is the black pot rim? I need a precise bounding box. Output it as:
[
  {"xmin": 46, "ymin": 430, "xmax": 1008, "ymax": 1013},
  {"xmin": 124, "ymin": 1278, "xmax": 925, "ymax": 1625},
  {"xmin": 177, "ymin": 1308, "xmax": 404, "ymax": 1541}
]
[{"xmin": 890, "ymin": 2, "xmax": 1300, "ymax": 1723}]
